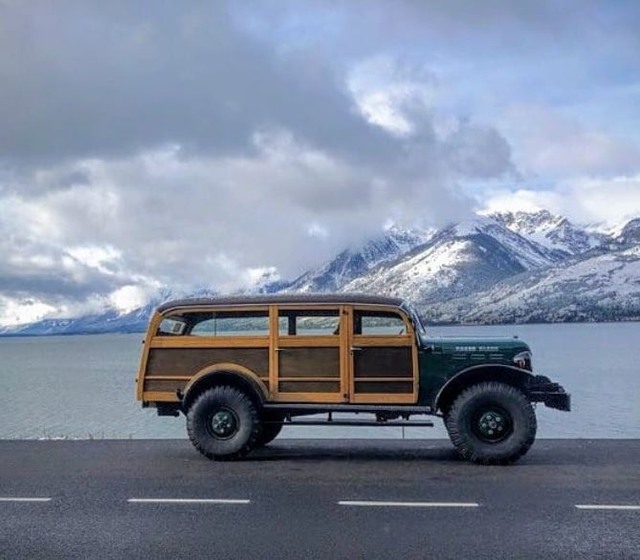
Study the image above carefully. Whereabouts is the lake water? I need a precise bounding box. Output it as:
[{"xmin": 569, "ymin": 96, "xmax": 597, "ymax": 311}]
[{"xmin": 1, "ymin": 322, "xmax": 639, "ymax": 440}]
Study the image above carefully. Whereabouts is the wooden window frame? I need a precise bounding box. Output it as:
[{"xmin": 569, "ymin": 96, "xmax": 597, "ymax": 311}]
[
  {"xmin": 348, "ymin": 305, "xmax": 419, "ymax": 404},
  {"xmin": 270, "ymin": 304, "xmax": 348, "ymax": 403}
]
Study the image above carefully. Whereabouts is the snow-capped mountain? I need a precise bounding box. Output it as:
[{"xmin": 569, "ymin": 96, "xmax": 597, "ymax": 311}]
[
  {"xmin": 3, "ymin": 210, "xmax": 639, "ymax": 334},
  {"xmin": 491, "ymin": 210, "xmax": 606, "ymax": 256},
  {"xmin": 1, "ymin": 305, "xmax": 157, "ymax": 336},
  {"xmin": 432, "ymin": 243, "xmax": 640, "ymax": 324},
  {"xmin": 614, "ymin": 218, "xmax": 640, "ymax": 246},
  {"xmin": 0, "ymin": 287, "xmax": 218, "ymax": 336},
  {"xmin": 452, "ymin": 217, "xmax": 567, "ymax": 269},
  {"xmin": 284, "ymin": 226, "xmax": 434, "ymax": 293},
  {"xmin": 341, "ymin": 216, "xmax": 566, "ymax": 303}
]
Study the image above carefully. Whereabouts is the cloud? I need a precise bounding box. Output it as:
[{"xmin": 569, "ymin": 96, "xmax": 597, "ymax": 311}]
[
  {"xmin": 1, "ymin": 123, "xmax": 502, "ymax": 288},
  {"xmin": 483, "ymin": 175, "xmax": 640, "ymax": 227},
  {"xmin": 348, "ymin": 55, "xmax": 438, "ymax": 137},
  {"xmin": 0, "ymin": 297, "xmax": 56, "ymax": 327},
  {"xmin": 0, "ymin": 104, "xmax": 512, "ymax": 324},
  {"xmin": 499, "ymin": 105, "xmax": 640, "ymax": 178},
  {"xmin": 0, "ymin": 1, "xmax": 394, "ymax": 165}
]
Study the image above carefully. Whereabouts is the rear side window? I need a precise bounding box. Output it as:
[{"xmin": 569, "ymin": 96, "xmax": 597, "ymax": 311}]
[
  {"xmin": 157, "ymin": 310, "xmax": 269, "ymax": 337},
  {"xmin": 190, "ymin": 311, "xmax": 269, "ymax": 337},
  {"xmin": 158, "ymin": 316, "xmax": 187, "ymax": 335}
]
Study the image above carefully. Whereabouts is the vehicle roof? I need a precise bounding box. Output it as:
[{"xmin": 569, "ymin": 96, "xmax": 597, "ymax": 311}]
[{"xmin": 157, "ymin": 293, "xmax": 405, "ymax": 313}]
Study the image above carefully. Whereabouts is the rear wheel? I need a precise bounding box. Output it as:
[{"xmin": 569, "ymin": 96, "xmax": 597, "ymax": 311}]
[
  {"xmin": 445, "ymin": 381, "xmax": 536, "ymax": 465},
  {"xmin": 186, "ymin": 385, "xmax": 260, "ymax": 461}
]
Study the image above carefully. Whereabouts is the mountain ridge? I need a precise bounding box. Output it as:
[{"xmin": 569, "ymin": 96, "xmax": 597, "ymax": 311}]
[{"xmin": 3, "ymin": 210, "xmax": 639, "ymax": 334}]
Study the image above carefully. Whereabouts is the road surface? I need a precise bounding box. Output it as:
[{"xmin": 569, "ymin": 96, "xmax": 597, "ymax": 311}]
[{"xmin": 1, "ymin": 439, "xmax": 639, "ymax": 559}]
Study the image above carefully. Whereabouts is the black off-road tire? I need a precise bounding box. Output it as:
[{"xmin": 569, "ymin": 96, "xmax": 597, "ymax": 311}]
[
  {"xmin": 186, "ymin": 385, "xmax": 260, "ymax": 461},
  {"xmin": 255, "ymin": 413, "xmax": 284, "ymax": 447},
  {"xmin": 445, "ymin": 381, "xmax": 537, "ymax": 465}
]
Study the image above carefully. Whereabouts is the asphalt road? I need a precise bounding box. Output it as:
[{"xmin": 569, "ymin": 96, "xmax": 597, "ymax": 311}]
[{"xmin": 1, "ymin": 439, "xmax": 639, "ymax": 559}]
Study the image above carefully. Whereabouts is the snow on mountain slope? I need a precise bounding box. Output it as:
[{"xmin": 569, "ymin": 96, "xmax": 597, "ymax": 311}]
[
  {"xmin": 341, "ymin": 216, "xmax": 563, "ymax": 303},
  {"xmin": 285, "ymin": 226, "xmax": 434, "ymax": 293},
  {"xmin": 452, "ymin": 216, "xmax": 565, "ymax": 269},
  {"xmin": 491, "ymin": 210, "xmax": 606, "ymax": 255},
  {"xmin": 614, "ymin": 218, "xmax": 640, "ymax": 246},
  {"xmin": 0, "ymin": 287, "xmax": 218, "ymax": 335},
  {"xmin": 0, "ymin": 306, "xmax": 155, "ymax": 336},
  {"xmin": 433, "ymin": 244, "xmax": 640, "ymax": 323},
  {"xmin": 342, "ymin": 222, "xmax": 527, "ymax": 303}
]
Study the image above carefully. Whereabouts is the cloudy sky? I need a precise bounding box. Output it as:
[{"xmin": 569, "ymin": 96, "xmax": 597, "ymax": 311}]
[{"xmin": 1, "ymin": 0, "xmax": 640, "ymax": 325}]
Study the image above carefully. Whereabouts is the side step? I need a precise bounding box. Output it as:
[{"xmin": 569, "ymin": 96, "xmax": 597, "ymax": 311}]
[{"xmin": 263, "ymin": 403, "xmax": 432, "ymax": 415}]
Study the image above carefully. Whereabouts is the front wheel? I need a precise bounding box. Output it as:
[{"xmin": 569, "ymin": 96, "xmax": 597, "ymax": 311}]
[
  {"xmin": 445, "ymin": 382, "xmax": 537, "ymax": 465},
  {"xmin": 186, "ymin": 386, "xmax": 260, "ymax": 461}
]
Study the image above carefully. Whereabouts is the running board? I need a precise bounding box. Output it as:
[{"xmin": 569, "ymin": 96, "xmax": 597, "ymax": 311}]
[
  {"xmin": 263, "ymin": 403, "xmax": 432, "ymax": 415},
  {"xmin": 282, "ymin": 419, "xmax": 434, "ymax": 428}
]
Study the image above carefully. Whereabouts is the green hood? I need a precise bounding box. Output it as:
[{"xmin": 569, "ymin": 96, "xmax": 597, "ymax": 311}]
[{"xmin": 421, "ymin": 336, "xmax": 531, "ymax": 362}]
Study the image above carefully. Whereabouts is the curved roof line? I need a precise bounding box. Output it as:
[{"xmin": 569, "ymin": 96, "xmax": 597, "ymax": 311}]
[{"xmin": 157, "ymin": 293, "xmax": 405, "ymax": 313}]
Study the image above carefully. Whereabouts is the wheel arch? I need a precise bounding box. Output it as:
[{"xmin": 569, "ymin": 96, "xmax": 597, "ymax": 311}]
[
  {"xmin": 182, "ymin": 363, "xmax": 268, "ymax": 412},
  {"xmin": 434, "ymin": 364, "xmax": 533, "ymax": 414}
]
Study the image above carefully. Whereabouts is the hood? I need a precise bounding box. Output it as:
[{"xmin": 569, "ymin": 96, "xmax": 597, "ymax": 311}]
[{"xmin": 420, "ymin": 335, "xmax": 531, "ymax": 358}]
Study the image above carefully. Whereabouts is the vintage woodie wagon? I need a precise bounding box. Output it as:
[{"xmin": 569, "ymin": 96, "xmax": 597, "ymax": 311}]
[{"xmin": 136, "ymin": 294, "xmax": 570, "ymax": 464}]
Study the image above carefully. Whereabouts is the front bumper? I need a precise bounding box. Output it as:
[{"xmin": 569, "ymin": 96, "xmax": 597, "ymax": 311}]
[{"xmin": 527, "ymin": 375, "xmax": 571, "ymax": 411}]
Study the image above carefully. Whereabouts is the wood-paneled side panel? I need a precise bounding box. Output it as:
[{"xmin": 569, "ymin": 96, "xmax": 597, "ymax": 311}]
[
  {"xmin": 279, "ymin": 381, "xmax": 340, "ymax": 393},
  {"xmin": 150, "ymin": 337, "xmax": 269, "ymax": 349},
  {"xmin": 143, "ymin": 379, "xmax": 189, "ymax": 393},
  {"xmin": 354, "ymin": 381, "xmax": 413, "ymax": 394},
  {"xmin": 146, "ymin": 348, "xmax": 269, "ymax": 377},
  {"xmin": 275, "ymin": 336, "xmax": 340, "ymax": 348},
  {"xmin": 278, "ymin": 348, "xmax": 340, "ymax": 378},
  {"xmin": 353, "ymin": 347, "xmax": 412, "ymax": 378},
  {"xmin": 144, "ymin": 378, "xmax": 270, "ymax": 393}
]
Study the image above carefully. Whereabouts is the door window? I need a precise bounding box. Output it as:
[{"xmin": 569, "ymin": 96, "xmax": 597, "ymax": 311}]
[
  {"xmin": 354, "ymin": 311, "xmax": 407, "ymax": 335},
  {"xmin": 279, "ymin": 309, "xmax": 340, "ymax": 336}
]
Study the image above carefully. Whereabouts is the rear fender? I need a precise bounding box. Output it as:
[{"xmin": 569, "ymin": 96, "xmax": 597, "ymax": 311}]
[{"xmin": 181, "ymin": 363, "xmax": 268, "ymax": 412}]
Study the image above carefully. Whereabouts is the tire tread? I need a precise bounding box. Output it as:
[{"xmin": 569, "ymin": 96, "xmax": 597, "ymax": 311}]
[
  {"xmin": 445, "ymin": 381, "xmax": 537, "ymax": 465},
  {"xmin": 186, "ymin": 385, "xmax": 260, "ymax": 461}
]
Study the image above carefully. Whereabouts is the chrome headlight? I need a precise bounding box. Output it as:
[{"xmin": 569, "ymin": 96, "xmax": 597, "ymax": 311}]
[{"xmin": 513, "ymin": 351, "xmax": 532, "ymax": 371}]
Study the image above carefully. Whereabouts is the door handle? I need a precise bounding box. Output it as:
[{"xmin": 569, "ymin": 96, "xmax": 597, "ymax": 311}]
[{"xmin": 350, "ymin": 347, "xmax": 363, "ymax": 352}]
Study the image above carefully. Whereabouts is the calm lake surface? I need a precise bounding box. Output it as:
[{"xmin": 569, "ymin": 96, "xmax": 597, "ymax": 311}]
[{"xmin": 1, "ymin": 323, "xmax": 639, "ymax": 439}]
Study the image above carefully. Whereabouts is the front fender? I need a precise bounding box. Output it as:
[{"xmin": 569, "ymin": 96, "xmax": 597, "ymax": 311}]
[{"xmin": 434, "ymin": 364, "xmax": 534, "ymax": 413}]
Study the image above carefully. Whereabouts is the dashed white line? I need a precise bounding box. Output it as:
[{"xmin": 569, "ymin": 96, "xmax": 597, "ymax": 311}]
[
  {"xmin": 127, "ymin": 498, "xmax": 250, "ymax": 505},
  {"xmin": 576, "ymin": 505, "xmax": 640, "ymax": 511},
  {"xmin": 338, "ymin": 500, "xmax": 479, "ymax": 508},
  {"xmin": 0, "ymin": 497, "xmax": 52, "ymax": 503}
]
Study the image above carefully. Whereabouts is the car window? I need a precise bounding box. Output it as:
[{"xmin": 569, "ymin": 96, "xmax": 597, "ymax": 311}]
[
  {"xmin": 279, "ymin": 309, "xmax": 340, "ymax": 336},
  {"xmin": 190, "ymin": 311, "xmax": 269, "ymax": 337},
  {"xmin": 354, "ymin": 311, "xmax": 407, "ymax": 335},
  {"xmin": 157, "ymin": 316, "xmax": 187, "ymax": 335}
]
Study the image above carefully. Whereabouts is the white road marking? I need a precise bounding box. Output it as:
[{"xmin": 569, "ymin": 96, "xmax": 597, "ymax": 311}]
[
  {"xmin": 0, "ymin": 497, "xmax": 52, "ymax": 502},
  {"xmin": 576, "ymin": 504, "xmax": 640, "ymax": 511},
  {"xmin": 127, "ymin": 498, "xmax": 250, "ymax": 505},
  {"xmin": 338, "ymin": 500, "xmax": 479, "ymax": 508}
]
